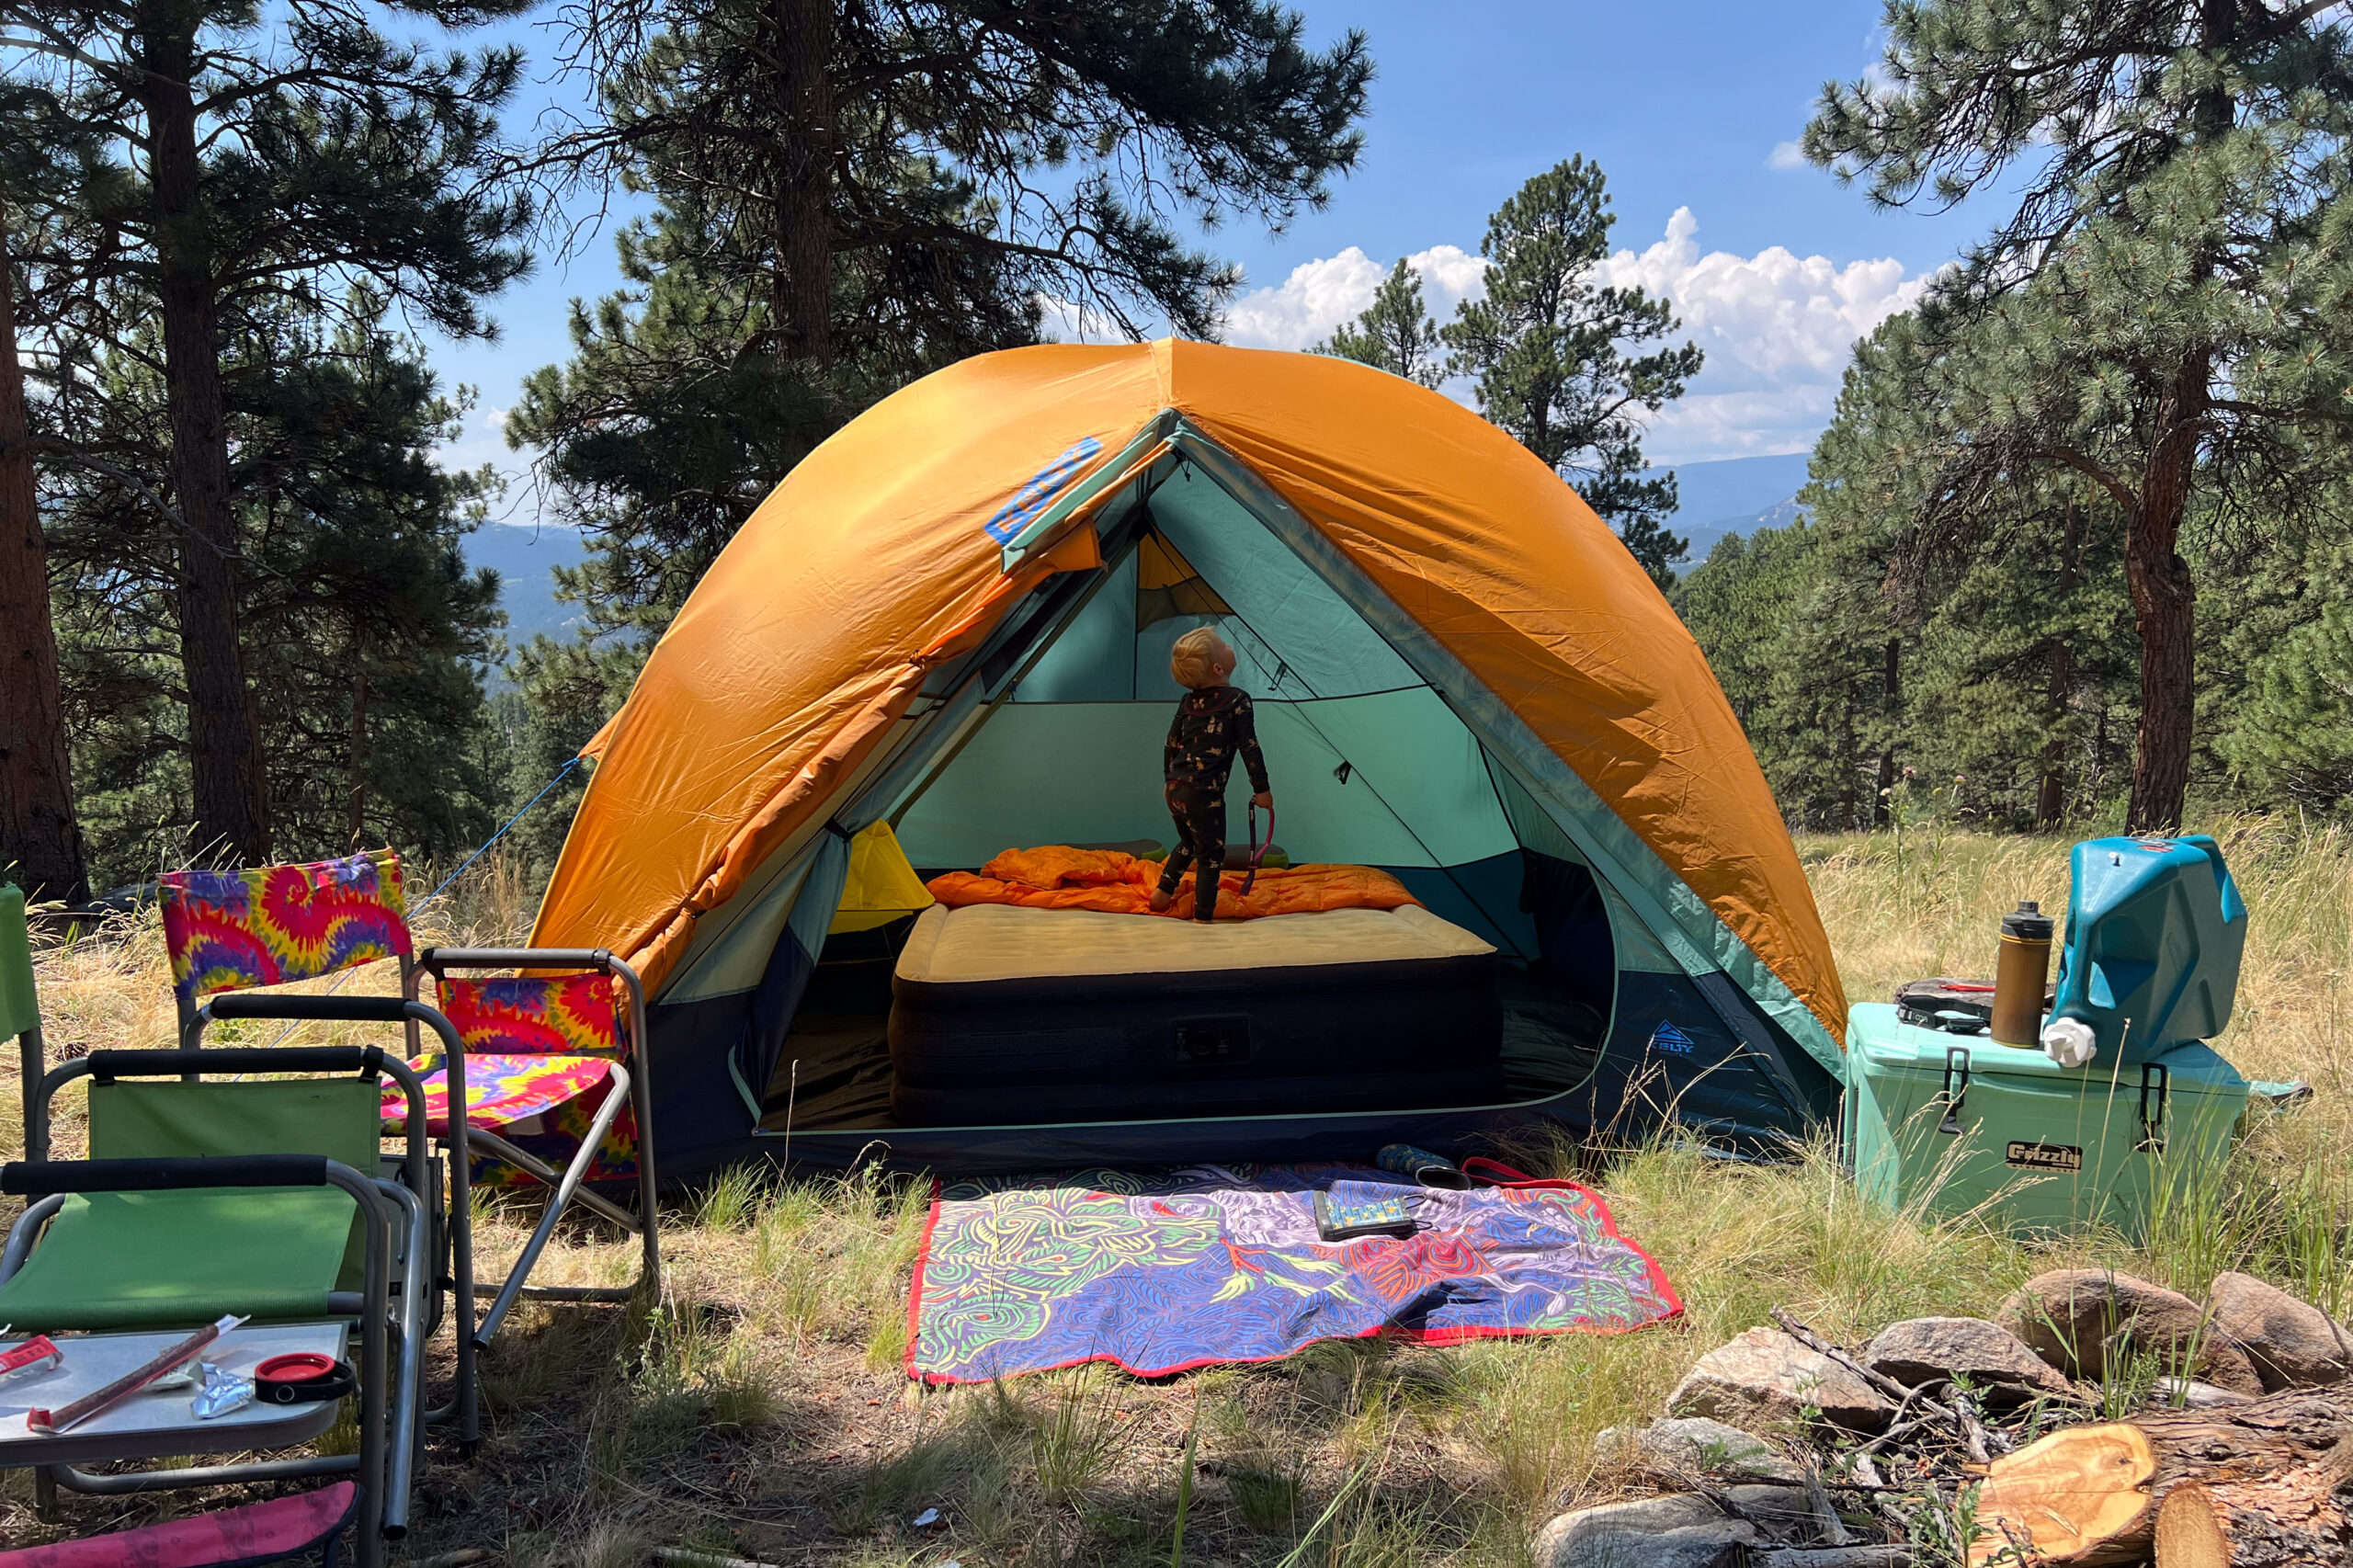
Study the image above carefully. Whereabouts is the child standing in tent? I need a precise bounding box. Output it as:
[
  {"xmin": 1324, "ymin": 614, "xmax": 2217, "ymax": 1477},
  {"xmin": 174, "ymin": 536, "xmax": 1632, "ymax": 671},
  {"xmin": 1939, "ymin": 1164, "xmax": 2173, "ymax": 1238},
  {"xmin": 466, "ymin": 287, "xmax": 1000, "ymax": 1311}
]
[{"xmin": 1151, "ymin": 628, "xmax": 1274, "ymax": 922}]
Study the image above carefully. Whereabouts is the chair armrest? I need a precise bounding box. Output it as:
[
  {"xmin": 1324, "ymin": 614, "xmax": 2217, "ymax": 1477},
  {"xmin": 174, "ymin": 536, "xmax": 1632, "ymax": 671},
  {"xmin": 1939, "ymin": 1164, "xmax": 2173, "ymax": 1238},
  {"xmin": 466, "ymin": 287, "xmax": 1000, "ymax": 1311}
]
[
  {"xmin": 2, "ymin": 1154, "xmax": 335, "ymax": 1194},
  {"xmin": 86, "ymin": 1046, "xmax": 388, "ymax": 1080}
]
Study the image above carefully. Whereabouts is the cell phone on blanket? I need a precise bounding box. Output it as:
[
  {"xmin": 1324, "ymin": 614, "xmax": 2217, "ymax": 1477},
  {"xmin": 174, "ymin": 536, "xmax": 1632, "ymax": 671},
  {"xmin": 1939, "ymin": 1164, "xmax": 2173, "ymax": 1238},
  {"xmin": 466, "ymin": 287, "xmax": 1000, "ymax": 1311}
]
[{"xmin": 1313, "ymin": 1187, "xmax": 1416, "ymax": 1242}]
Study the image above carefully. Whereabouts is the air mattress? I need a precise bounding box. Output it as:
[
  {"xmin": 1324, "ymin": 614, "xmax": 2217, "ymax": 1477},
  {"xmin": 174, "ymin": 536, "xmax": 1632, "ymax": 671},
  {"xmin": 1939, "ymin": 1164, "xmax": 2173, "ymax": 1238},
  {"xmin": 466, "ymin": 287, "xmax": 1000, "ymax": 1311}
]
[{"xmin": 889, "ymin": 903, "xmax": 1506, "ymax": 1124}]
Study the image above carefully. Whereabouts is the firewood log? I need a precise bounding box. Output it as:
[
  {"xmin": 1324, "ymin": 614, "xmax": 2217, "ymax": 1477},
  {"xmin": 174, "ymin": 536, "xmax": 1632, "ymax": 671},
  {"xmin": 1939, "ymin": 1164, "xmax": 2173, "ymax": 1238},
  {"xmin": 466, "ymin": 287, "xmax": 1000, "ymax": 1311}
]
[
  {"xmin": 1967, "ymin": 1382, "xmax": 2353, "ymax": 1566},
  {"xmin": 2155, "ymin": 1483, "xmax": 2228, "ymax": 1568}
]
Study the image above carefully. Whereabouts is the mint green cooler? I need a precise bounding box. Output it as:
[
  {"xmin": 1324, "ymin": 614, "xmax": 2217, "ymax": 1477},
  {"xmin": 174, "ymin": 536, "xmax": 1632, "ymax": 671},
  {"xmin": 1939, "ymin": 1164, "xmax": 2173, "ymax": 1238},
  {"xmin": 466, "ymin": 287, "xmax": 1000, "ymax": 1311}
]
[
  {"xmin": 1844, "ymin": 835, "xmax": 2253, "ymax": 1238},
  {"xmin": 1845, "ymin": 1006, "xmax": 2247, "ymax": 1235}
]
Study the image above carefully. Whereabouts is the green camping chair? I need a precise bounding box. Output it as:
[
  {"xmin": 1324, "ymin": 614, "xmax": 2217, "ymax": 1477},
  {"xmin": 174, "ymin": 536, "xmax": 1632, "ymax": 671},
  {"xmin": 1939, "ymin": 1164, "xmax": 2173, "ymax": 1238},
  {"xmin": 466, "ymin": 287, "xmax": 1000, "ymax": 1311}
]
[{"xmin": 0, "ymin": 1034, "xmax": 439, "ymax": 1568}]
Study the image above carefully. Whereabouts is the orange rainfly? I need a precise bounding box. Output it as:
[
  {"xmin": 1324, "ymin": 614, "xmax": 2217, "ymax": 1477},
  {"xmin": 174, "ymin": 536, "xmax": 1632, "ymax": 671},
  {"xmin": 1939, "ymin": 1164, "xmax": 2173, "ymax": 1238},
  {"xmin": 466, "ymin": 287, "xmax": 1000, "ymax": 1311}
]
[
  {"xmin": 926, "ymin": 847, "xmax": 1420, "ymax": 922},
  {"xmin": 529, "ymin": 338, "xmax": 1847, "ymax": 1047}
]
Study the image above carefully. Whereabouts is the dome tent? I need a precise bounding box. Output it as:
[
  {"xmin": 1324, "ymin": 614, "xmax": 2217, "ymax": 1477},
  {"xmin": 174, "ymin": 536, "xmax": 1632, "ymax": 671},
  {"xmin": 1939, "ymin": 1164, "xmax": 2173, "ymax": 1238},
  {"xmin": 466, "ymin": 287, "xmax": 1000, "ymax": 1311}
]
[{"xmin": 530, "ymin": 339, "xmax": 1848, "ymax": 1178}]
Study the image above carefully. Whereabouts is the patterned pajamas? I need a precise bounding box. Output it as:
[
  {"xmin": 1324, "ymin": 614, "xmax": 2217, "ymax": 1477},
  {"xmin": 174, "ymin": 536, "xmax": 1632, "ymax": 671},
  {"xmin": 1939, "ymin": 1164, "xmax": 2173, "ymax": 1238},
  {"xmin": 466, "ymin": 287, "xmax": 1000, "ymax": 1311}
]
[
  {"xmin": 1158, "ymin": 683, "xmax": 1270, "ymax": 921},
  {"xmin": 1158, "ymin": 783, "xmax": 1229, "ymax": 920}
]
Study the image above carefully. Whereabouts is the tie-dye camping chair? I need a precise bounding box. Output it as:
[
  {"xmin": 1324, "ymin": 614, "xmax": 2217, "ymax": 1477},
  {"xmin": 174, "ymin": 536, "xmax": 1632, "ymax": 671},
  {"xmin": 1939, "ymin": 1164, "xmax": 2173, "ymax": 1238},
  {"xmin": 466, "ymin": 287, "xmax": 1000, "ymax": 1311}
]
[
  {"xmin": 402, "ymin": 945, "xmax": 659, "ymax": 1345},
  {"xmin": 156, "ymin": 849, "xmax": 482, "ymax": 1449},
  {"xmin": 157, "ymin": 851, "xmax": 661, "ymax": 1355}
]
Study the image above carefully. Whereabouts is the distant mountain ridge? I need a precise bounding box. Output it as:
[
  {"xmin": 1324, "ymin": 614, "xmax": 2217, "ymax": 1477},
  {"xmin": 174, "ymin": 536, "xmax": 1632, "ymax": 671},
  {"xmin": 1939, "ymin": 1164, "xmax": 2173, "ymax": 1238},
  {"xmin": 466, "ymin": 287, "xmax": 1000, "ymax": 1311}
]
[
  {"xmin": 463, "ymin": 454, "xmax": 1807, "ymax": 649},
  {"xmin": 1642, "ymin": 451, "xmax": 1811, "ymax": 565},
  {"xmin": 464, "ymin": 521, "xmax": 587, "ymax": 653}
]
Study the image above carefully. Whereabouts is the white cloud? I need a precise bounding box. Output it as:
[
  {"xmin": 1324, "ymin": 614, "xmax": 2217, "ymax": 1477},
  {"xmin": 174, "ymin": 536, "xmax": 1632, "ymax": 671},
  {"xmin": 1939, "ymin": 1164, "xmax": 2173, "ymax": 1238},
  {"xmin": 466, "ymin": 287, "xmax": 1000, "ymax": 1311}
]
[
  {"xmin": 1222, "ymin": 244, "xmax": 1485, "ymax": 352},
  {"xmin": 1597, "ymin": 206, "xmax": 1927, "ymax": 460},
  {"xmin": 1218, "ymin": 208, "xmax": 1927, "ymax": 462},
  {"xmin": 1768, "ymin": 140, "xmax": 1807, "ymax": 171},
  {"xmin": 1035, "ymin": 292, "xmax": 1127, "ymax": 344}
]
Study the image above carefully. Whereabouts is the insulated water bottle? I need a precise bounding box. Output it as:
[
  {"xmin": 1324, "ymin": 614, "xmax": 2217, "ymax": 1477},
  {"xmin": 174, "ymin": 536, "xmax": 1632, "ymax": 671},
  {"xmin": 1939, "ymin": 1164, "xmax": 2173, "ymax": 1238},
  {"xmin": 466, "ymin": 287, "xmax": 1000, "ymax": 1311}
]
[{"xmin": 1991, "ymin": 900, "xmax": 2054, "ymax": 1047}]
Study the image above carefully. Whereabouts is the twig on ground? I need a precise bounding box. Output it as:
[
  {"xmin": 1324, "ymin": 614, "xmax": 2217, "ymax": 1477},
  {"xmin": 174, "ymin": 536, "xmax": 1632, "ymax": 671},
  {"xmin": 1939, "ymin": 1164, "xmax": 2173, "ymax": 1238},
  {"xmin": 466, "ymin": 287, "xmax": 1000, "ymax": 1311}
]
[
  {"xmin": 1752, "ymin": 1548, "xmax": 1913, "ymax": 1566},
  {"xmin": 1855, "ymin": 1414, "xmax": 1938, "ymax": 1457},
  {"xmin": 657, "ymin": 1550, "xmax": 785, "ymax": 1568},
  {"xmin": 1770, "ymin": 1308, "xmax": 1995, "ymax": 1465},
  {"xmin": 408, "ymin": 1552, "xmax": 494, "ymax": 1568}
]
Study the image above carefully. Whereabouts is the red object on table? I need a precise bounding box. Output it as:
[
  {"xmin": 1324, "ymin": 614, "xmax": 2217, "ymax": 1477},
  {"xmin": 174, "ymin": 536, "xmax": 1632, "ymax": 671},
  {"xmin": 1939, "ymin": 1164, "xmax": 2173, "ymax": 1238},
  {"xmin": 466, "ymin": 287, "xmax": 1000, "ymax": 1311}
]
[{"xmin": 253, "ymin": 1352, "xmax": 336, "ymax": 1385}]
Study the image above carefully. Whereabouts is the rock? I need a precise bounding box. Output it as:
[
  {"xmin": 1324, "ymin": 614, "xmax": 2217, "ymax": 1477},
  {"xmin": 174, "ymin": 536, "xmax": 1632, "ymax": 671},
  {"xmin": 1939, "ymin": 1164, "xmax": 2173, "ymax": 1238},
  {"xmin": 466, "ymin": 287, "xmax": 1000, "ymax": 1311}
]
[
  {"xmin": 1995, "ymin": 1268, "xmax": 2263, "ymax": 1394},
  {"xmin": 1595, "ymin": 1416, "xmax": 1810, "ymax": 1483},
  {"xmin": 1720, "ymin": 1483, "xmax": 1817, "ymax": 1543},
  {"xmin": 1531, "ymin": 1494, "xmax": 1755, "ymax": 1568},
  {"xmin": 1862, "ymin": 1316, "xmax": 2075, "ymax": 1404},
  {"xmin": 2207, "ymin": 1271, "xmax": 2353, "ymax": 1392},
  {"xmin": 1665, "ymin": 1327, "xmax": 1896, "ymax": 1433}
]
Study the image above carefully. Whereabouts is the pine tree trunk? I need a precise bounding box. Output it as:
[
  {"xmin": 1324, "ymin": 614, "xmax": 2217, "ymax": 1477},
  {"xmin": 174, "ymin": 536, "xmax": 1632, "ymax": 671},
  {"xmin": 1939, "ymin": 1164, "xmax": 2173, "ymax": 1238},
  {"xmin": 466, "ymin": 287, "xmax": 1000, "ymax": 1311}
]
[
  {"xmin": 2124, "ymin": 360, "xmax": 2203, "ymax": 836},
  {"xmin": 768, "ymin": 0, "xmax": 835, "ymax": 363},
  {"xmin": 0, "ymin": 220, "xmax": 88, "ymax": 903},
  {"xmin": 140, "ymin": 24, "xmax": 269, "ymax": 864},
  {"xmin": 1874, "ymin": 638, "xmax": 1898, "ymax": 828},
  {"xmin": 2036, "ymin": 500, "xmax": 2082, "ymax": 830}
]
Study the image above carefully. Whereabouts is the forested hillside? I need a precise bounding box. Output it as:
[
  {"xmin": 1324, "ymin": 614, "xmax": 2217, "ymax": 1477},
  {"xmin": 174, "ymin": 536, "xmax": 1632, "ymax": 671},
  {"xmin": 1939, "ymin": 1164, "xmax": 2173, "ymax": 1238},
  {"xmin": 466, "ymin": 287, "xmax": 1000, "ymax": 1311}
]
[{"xmin": 1677, "ymin": 4, "xmax": 2353, "ymax": 835}]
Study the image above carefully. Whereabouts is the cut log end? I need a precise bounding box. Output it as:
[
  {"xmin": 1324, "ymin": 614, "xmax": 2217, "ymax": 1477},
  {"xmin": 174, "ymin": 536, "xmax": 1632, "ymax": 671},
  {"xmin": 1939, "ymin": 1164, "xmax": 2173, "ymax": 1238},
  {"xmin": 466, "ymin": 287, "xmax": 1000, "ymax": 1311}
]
[
  {"xmin": 2154, "ymin": 1483, "xmax": 2228, "ymax": 1568},
  {"xmin": 1969, "ymin": 1424, "xmax": 2154, "ymax": 1565}
]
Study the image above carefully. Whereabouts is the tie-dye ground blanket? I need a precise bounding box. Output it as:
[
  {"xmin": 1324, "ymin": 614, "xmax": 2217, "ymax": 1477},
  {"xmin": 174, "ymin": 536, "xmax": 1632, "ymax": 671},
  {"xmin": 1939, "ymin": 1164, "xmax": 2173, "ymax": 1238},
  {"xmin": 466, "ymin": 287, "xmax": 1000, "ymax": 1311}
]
[{"xmin": 904, "ymin": 1164, "xmax": 1681, "ymax": 1382}]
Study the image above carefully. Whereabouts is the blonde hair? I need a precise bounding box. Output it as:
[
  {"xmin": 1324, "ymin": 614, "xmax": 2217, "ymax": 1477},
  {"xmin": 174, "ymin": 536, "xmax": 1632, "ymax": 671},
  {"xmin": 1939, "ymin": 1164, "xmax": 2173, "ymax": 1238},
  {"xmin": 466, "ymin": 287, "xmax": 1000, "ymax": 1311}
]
[{"xmin": 1170, "ymin": 627, "xmax": 1226, "ymax": 689}]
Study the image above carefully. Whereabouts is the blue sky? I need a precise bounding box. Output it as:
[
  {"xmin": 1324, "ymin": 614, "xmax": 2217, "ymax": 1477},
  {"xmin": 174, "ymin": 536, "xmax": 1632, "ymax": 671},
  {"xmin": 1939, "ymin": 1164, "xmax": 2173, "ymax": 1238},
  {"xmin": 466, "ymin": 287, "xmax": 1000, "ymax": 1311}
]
[{"xmin": 431, "ymin": 1, "xmax": 2006, "ymax": 514}]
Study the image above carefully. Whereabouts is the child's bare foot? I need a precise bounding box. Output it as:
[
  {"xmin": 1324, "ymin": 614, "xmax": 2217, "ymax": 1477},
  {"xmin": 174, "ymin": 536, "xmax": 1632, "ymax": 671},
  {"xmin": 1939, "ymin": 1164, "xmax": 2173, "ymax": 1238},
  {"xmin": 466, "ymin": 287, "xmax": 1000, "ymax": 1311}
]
[{"xmin": 1149, "ymin": 888, "xmax": 1173, "ymax": 913}]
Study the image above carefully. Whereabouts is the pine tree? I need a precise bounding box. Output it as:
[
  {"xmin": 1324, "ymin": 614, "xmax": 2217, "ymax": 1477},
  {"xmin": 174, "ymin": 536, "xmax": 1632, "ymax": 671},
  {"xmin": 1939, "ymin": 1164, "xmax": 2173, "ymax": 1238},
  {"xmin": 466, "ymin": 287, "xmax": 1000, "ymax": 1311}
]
[
  {"xmin": 4, "ymin": 0, "xmax": 529, "ymax": 861},
  {"xmin": 550, "ymin": 0, "xmax": 1372, "ymax": 360},
  {"xmin": 42, "ymin": 299, "xmax": 506, "ymax": 881},
  {"xmin": 2222, "ymin": 599, "xmax": 2353, "ymax": 812},
  {"xmin": 1805, "ymin": 0, "xmax": 2353, "ymax": 832},
  {"xmin": 509, "ymin": 1, "xmax": 1375, "ymax": 773},
  {"xmin": 1, "ymin": 199, "xmax": 85, "ymax": 901},
  {"xmin": 1442, "ymin": 157, "xmax": 1702, "ymax": 590},
  {"xmin": 1313, "ymin": 258, "xmax": 1444, "ymax": 387}
]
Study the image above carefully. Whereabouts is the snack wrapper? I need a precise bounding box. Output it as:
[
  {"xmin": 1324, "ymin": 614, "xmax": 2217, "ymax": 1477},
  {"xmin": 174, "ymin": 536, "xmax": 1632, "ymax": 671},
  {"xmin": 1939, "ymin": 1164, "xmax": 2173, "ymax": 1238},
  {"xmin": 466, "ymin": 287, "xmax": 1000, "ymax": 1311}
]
[
  {"xmin": 190, "ymin": 1362, "xmax": 254, "ymax": 1420},
  {"xmin": 0, "ymin": 1335, "xmax": 63, "ymax": 1384}
]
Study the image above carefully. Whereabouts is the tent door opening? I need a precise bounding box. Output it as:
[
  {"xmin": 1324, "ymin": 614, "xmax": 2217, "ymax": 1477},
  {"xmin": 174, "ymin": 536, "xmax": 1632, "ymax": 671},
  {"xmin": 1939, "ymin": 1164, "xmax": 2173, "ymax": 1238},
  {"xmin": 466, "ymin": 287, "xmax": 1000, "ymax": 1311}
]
[{"xmin": 753, "ymin": 454, "xmax": 1620, "ymax": 1133}]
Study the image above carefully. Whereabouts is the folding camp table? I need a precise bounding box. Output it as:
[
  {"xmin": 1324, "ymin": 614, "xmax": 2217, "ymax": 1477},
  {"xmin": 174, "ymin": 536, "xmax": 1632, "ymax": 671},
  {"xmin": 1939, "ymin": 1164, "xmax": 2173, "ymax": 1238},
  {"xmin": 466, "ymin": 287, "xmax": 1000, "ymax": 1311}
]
[{"xmin": 0, "ymin": 1322, "xmax": 350, "ymax": 1469}]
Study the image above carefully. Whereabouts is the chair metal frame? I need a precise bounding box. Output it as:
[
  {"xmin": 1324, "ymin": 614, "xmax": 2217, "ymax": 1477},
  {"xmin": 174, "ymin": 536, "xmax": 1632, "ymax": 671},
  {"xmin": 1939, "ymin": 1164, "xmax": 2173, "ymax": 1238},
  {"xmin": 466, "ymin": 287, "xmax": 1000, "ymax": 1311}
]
[
  {"xmin": 2, "ymin": 1040, "xmax": 438, "ymax": 1568},
  {"xmin": 404, "ymin": 947, "xmax": 659, "ymax": 1346}
]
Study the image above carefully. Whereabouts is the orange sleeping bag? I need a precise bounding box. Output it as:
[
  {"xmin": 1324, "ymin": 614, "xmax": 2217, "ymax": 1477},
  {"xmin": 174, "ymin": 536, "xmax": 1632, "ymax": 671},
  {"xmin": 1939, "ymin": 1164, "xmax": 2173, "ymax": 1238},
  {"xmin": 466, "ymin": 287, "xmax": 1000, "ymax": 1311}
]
[{"xmin": 926, "ymin": 846, "xmax": 1419, "ymax": 921}]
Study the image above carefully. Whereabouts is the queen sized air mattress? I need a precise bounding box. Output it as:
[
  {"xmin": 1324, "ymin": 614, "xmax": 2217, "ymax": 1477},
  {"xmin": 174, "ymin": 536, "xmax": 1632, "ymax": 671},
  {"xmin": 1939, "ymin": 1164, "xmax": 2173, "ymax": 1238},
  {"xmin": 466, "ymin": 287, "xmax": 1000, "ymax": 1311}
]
[{"xmin": 888, "ymin": 903, "xmax": 1506, "ymax": 1125}]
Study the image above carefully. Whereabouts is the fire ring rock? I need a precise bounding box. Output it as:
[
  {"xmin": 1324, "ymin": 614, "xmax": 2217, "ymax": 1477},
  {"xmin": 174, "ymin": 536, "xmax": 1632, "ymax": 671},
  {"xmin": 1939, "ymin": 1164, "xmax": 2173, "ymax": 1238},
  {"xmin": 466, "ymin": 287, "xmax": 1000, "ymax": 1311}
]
[
  {"xmin": 1664, "ymin": 1327, "xmax": 1896, "ymax": 1434},
  {"xmin": 1863, "ymin": 1315, "xmax": 2075, "ymax": 1404}
]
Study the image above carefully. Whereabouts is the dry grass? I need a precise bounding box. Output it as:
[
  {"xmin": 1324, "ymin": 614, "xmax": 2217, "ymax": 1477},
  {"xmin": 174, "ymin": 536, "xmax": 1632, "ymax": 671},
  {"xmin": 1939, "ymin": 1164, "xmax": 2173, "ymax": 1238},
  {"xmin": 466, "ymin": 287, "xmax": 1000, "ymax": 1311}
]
[{"xmin": 5, "ymin": 823, "xmax": 2351, "ymax": 1565}]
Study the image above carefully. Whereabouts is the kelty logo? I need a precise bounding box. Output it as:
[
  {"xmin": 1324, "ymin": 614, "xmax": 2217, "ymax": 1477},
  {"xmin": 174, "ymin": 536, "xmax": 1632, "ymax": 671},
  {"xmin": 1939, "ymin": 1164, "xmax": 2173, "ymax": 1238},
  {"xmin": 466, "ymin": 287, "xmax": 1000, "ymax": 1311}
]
[{"xmin": 984, "ymin": 437, "xmax": 1103, "ymax": 543}]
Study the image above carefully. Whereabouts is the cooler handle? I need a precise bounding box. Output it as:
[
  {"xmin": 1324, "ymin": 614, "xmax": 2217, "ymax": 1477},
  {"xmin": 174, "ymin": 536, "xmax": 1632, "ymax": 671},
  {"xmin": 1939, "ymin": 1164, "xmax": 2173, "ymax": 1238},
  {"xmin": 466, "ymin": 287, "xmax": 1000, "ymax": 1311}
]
[
  {"xmin": 2137, "ymin": 1061, "xmax": 2170, "ymax": 1153},
  {"xmin": 1938, "ymin": 1046, "xmax": 1972, "ymax": 1137}
]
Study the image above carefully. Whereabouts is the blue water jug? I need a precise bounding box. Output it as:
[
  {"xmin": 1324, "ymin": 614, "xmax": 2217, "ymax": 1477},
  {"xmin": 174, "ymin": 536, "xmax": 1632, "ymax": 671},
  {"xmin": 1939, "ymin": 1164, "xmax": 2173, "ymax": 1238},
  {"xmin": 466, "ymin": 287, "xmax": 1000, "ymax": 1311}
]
[{"xmin": 2047, "ymin": 835, "xmax": 2245, "ymax": 1067}]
